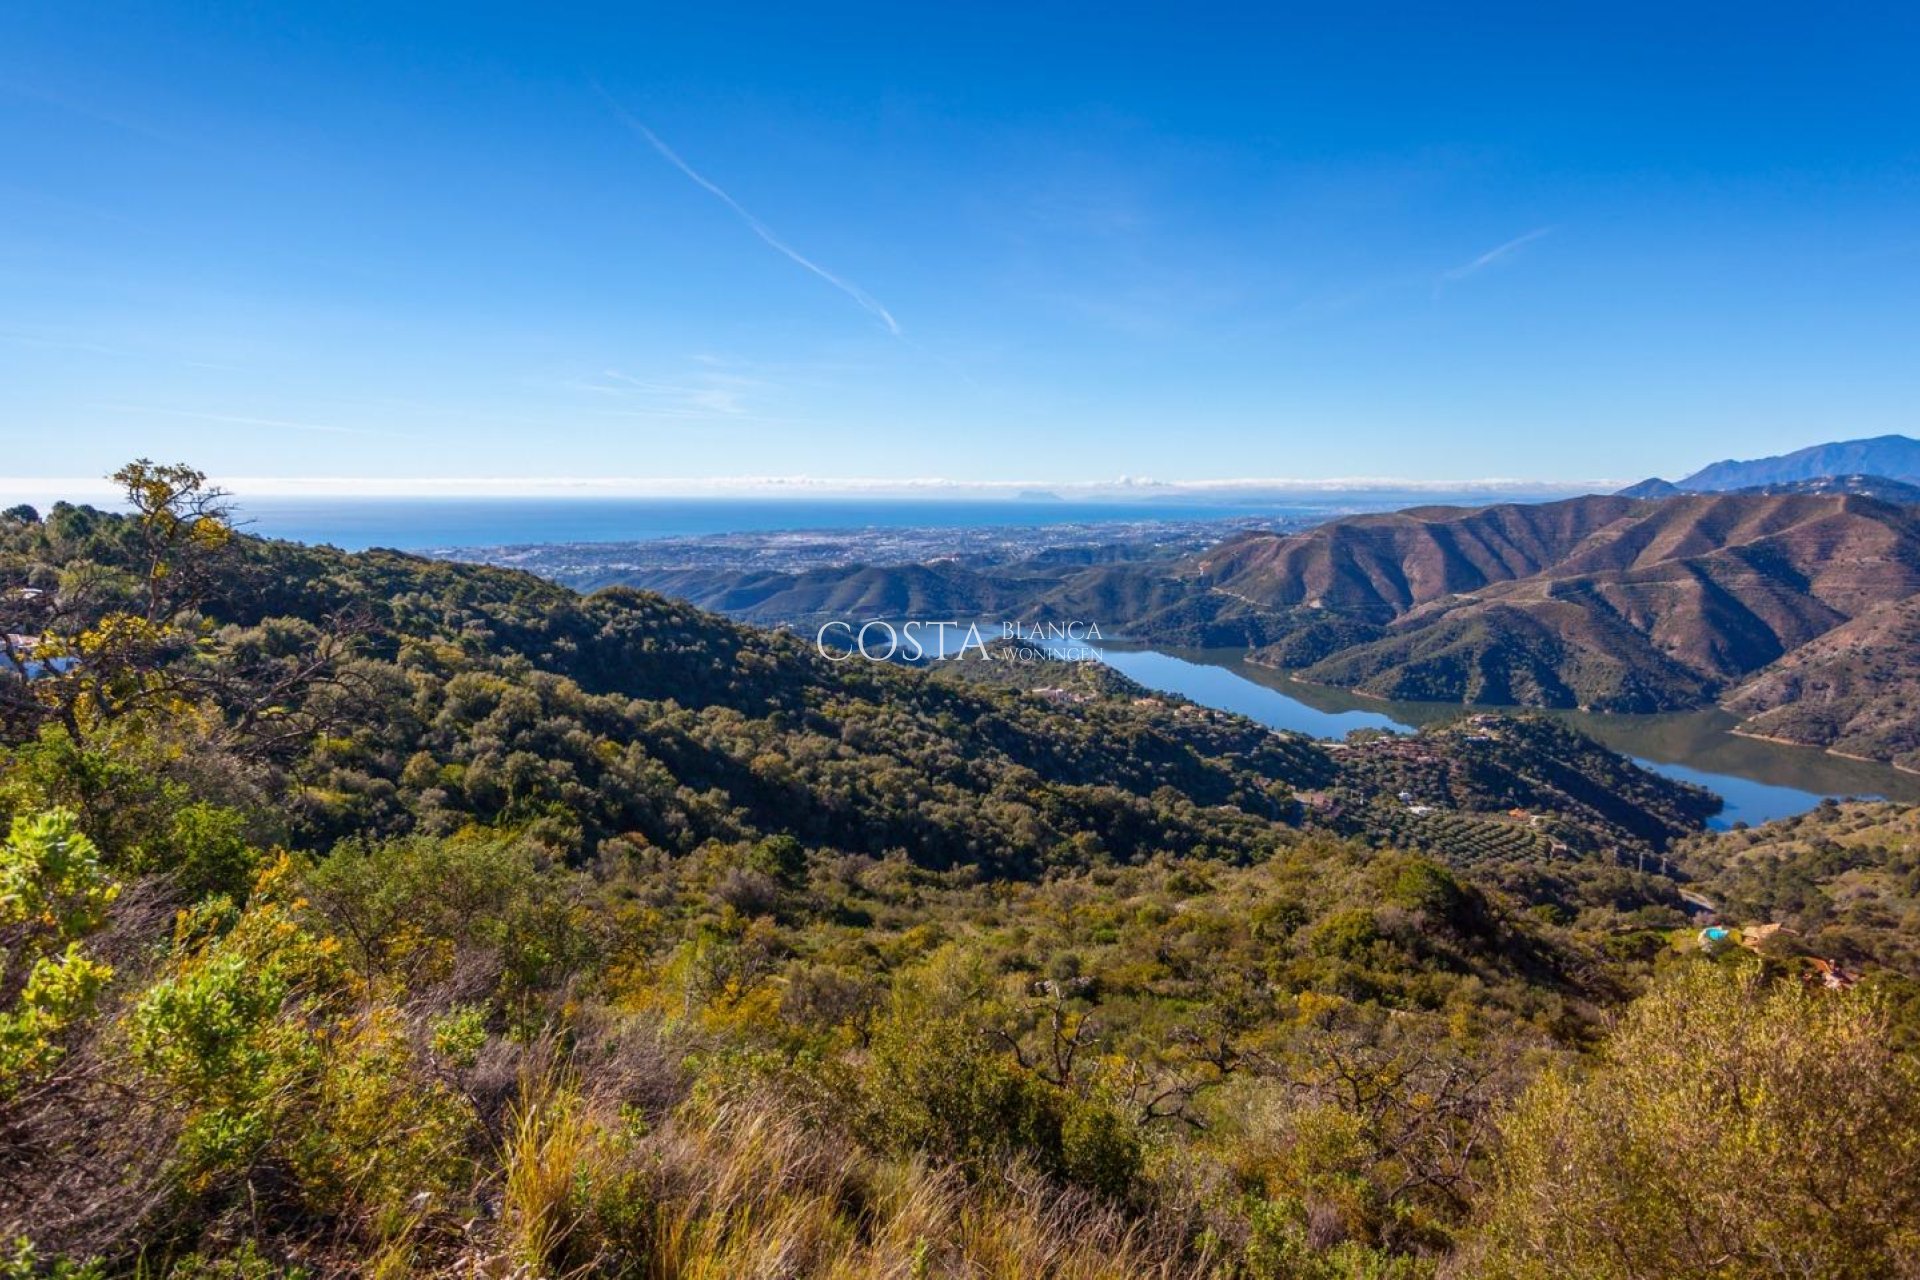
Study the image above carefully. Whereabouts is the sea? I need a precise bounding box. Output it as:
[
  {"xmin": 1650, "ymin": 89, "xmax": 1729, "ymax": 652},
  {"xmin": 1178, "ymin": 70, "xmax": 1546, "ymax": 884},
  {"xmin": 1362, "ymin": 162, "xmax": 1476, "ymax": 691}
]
[{"xmin": 222, "ymin": 493, "xmax": 1530, "ymax": 552}]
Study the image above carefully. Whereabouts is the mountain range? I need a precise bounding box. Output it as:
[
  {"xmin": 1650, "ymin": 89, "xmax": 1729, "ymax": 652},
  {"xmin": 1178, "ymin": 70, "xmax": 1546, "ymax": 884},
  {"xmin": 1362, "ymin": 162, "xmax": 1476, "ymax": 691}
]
[
  {"xmin": 1621, "ymin": 433, "xmax": 1920, "ymax": 496},
  {"xmin": 569, "ymin": 476, "xmax": 1920, "ymax": 770},
  {"xmin": 1187, "ymin": 492, "xmax": 1920, "ymax": 731}
]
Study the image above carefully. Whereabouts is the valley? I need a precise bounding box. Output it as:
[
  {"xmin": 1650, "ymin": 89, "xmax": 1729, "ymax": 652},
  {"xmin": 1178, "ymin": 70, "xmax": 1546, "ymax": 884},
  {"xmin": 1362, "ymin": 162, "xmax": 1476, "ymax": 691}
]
[{"xmin": 437, "ymin": 482, "xmax": 1920, "ymax": 779}]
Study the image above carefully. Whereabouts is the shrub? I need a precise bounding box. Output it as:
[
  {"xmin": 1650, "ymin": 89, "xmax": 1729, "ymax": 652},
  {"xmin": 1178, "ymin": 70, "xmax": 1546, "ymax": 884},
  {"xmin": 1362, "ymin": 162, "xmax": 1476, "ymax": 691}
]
[
  {"xmin": 1385, "ymin": 859, "xmax": 1485, "ymax": 938},
  {"xmin": 162, "ymin": 802, "xmax": 260, "ymax": 899},
  {"xmin": 429, "ymin": 1002, "xmax": 489, "ymax": 1069},
  {"xmin": 130, "ymin": 856, "xmax": 473, "ymax": 1233},
  {"xmin": 747, "ymin": 833, "xmax": 807, "ymax": 885},
  {"xmin": 302, "ymin": 831, "xmax": 590, "ymax": 1013},
  {"xmin": 859, "ymin": 1007, "xmax": 1141, "ymax": 1200},
  {"xmin": 129, "ymin": 871, "xmax": 328, "ymax": 1185},
  {"xmin": 1477, "ymin": 961, "xmax": 1920, "ymax": 1279},
  {"xmin": 0, "ymin": 809, "xmax": 117, "ymax": 1092},
  {"xmin": 1059, "ymin": 1088, "xmax": 1144, "ymax": 1200},
  {"xmin": 1310, "ymin": 908, "xmax": 1382, "ymax": 961},
  {"xmin": 1, "ymin": 1238, "xmax": 103, "ymax": 1280},
  {"xmin": 861, "ymin": 1011, "xmax": 1062, "ymax": 1175}
]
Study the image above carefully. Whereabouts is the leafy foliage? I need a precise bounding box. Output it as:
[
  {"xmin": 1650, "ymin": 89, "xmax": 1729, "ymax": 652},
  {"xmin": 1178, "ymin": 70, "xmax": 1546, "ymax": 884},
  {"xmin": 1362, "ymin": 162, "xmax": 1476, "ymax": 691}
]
[
  {"xmin": 1476, "ymin": 962, "xmax": 1920, "ymax": 1278},
  {"xmin": 0, "ymin": 811, "xmax": 116, "ymax": 1090}
]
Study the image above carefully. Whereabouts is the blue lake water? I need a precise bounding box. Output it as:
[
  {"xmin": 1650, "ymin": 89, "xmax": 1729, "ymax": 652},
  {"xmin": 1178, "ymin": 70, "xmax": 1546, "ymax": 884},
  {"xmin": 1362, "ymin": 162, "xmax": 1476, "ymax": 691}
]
[{"xmin": 1083, "ymin": 645, "xmax": 1920, "ymax": 829}]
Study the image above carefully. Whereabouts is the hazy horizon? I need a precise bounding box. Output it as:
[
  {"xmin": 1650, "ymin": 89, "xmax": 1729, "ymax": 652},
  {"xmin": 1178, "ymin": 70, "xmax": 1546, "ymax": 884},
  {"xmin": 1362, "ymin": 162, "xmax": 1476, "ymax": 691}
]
[{"xmin": 0, "ymin": 472, "xmax": 1611, "ymax": 504}]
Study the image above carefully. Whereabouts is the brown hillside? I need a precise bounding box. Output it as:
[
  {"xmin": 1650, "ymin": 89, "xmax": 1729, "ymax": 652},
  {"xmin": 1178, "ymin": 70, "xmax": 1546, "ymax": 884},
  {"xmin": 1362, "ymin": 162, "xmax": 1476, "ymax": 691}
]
[
  {"xmin": 1188, "ymin": 495, "xmax": 1644, "ymax": 620},
  {"xmin": 1724, "ymin": 594, "xmax": 1920, "ymax": 770},
  {"xmin": 1207, "ymin": 494, "xmax": 1920, "ymax": 714}
]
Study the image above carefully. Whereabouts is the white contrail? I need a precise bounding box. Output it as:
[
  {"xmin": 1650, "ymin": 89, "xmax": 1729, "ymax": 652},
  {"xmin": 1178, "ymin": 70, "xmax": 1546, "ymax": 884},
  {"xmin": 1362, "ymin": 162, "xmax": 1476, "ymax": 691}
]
[
  {"xmin": 596, "ymin": 86, "xmax": 901, "ymax": 336},
  {"xmin": 1438, "ymin": 226, "xmax": 1553, "ymax": 287}
]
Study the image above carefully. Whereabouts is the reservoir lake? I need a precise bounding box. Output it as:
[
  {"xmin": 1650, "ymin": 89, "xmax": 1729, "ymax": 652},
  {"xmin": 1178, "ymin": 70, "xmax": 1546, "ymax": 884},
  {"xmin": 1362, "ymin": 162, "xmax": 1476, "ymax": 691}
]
[{"xmin": 1077, "ymin": 644, "xmax": 1920, "ymax": 829}]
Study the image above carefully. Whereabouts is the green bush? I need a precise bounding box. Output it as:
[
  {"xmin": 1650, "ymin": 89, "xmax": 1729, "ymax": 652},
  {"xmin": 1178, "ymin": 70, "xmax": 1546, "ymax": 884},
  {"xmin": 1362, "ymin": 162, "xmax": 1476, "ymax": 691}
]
[
  {"xmin": 1310, "ymin": 908, "xmax": 1383, "ymax": 961},
  {"xmin": 130, "ymin": 857, "xmax": 474, "ymax": 1226},
  {"xmin": 0, "ymin": 809, "xmax": 117, "ymax": 1091},
  {"xmin": 1478, "ymin": 962, "xmax": 1920, "ymax": 1279},
  {"xmin": 861, "ymin": 1011, "xmax": 1062, "ymax": 1173},
  {"xmin": 859, "ymin": 1003, "xmax": 1142, "ymax": 1201},
  {"xmin": 163, "ymin": 802, "xmax": 260, "ymax": 899},
  {"xmin": 1058, "ymin": 1089, "xmax": 1143, "ymax": 1200},
  {"xmin": 429, "ymin": 1002, "xmax": 489, "ymax": 1069},
  {"xmin": 2, "ymin": 1237, "xmax": 104, "ymax": 1280}
]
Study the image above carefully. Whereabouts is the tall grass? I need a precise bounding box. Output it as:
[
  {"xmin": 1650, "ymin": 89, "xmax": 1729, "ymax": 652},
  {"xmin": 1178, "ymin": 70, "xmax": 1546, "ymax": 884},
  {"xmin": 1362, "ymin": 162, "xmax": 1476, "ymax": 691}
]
[
  {"xmin": 499, "ymin": 1067, "xmax": 600, "ymax": 1274},
  {"xmin": 483, "ymin": 1072, "xmax": 1207, "ymax": 1279}
]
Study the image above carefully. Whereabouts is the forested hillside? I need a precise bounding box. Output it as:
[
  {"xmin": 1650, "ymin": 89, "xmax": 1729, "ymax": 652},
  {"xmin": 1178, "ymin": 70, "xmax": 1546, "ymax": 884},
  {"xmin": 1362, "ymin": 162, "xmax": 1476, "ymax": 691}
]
[
  {"xmin": 1677, "ymin": 801, "xmax": 1920, "ymax": 988},
  {"xmin": 3, "ymin": 465, "xmax": 1918, "ymax": 1278},
  {"xmin": 1721, "ymin": 595, "xmax": 1920, "ymax": 770}
]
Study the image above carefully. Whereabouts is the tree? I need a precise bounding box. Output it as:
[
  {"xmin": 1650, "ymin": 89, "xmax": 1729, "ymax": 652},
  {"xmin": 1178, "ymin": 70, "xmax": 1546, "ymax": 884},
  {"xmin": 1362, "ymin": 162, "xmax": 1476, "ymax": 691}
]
[
  {"xmin": 7, "ymin": 462, "xmax": 367, "ymax": 756},
  {"xmin": 1475, "ymin": 961, "xmax": 1920, "ymax": 1279},
  {"xmin": 109, "ymin": 460, "xmax": 233, "ymax": 628},
  {"xmin": 10, "ymin": 463, "xmax": 236, "ymax": 740}
]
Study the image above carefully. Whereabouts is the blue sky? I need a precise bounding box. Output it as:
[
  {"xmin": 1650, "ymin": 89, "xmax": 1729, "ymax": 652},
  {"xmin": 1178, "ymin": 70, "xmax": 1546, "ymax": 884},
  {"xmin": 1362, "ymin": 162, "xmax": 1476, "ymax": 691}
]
[{"xmin": 4, "ymin": 2, "xmax": 1919, "ymax": 492}]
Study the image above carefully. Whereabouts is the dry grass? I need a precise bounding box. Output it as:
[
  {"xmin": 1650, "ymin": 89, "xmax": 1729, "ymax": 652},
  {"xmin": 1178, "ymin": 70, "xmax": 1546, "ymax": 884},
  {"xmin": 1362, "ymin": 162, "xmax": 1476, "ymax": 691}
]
[
  {"xmin": 498, "ymin": 1067, "xmax": 600, "ymax": 1275},
  {"xmin": 638, "ymin": 1097, "xmax": 1205, "ymax": 1280},
  {"xmin": 472, "ymin": 1061, "xmax": 1210, "ymax": 1280}
]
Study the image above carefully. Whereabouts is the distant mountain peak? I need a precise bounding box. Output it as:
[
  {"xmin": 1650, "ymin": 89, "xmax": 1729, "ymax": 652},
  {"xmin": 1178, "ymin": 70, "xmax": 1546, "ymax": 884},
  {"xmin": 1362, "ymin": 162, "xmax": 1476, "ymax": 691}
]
[{"xmin": 1676, "ymin": 435, "xmax": 1920, "ymax": 491}]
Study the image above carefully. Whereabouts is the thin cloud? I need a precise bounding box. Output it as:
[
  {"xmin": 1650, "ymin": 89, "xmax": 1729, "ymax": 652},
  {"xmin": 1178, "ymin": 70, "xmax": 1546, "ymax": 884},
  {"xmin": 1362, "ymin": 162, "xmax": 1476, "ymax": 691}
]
[
  {"xmin": 0, "ymin": 80, "xmax": 182, "ymax": 145},
  {"xmin": 91, "ymin": 404, "xmax": 383, "ymax": 437},
  {"xmin": 599, "ymin": 369, "xmax": 747, "ymax": 416},
  {"xmin": 554, "ymin": 362, "xmax": 775, "ymax": 419},
  {"xmin": 0, "ymin": 330, "xmax": 121, "ymax": 356},
  {"xmin": 594, "ymin": 85, "xmax": 901, "ymax": 336},
  {"xmin": 1437, "ymin": 227, "xmax": 1553, "ymax": 291},
  {"xmin": 0, "ymin": 329, "xmax": 240, "ymax": 370}
]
